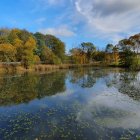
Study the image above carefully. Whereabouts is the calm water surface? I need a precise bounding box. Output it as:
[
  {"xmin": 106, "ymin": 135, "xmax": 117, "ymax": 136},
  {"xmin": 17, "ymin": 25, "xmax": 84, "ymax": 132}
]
[{"xmin": 0, "ymin": 68, "xmax": 140, "ymax": 140}]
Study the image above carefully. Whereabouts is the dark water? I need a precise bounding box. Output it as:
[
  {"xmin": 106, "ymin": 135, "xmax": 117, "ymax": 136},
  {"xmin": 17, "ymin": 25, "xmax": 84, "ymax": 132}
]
[{"xmin": 0, "ymin": 68, "xmax": 140, "ymax": 140}]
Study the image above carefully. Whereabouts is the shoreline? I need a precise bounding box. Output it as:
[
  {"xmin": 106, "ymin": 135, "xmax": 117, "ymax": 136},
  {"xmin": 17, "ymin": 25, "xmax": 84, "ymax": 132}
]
[
  {"xmin": 0, "ymin": 64, "xmax": 105, "ymax": 74},
  {"xmin": 0, "ymin": 63, "xmax": 135, "ymax": 74},
  {"xmin": 0, "ymin": 63, "xmax": 102, "ymax": 74}
]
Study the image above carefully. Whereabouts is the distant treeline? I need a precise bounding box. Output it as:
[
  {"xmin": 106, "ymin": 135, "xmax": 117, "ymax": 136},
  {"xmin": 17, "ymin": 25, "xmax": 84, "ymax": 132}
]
[
  {"xmin": 69, "ymin": 34, "xmax": 140, "ymax": 70},
  {"xmin": 0, "ymin": 28, "xmax": 140, "ymax": 70}
]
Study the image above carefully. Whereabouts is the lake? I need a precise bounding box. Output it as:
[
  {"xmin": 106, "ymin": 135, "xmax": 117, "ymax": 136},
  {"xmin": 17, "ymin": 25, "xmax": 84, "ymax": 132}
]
[{"xmin": 0, "ymin": 68, "xmax": 140, "ymax": 140}]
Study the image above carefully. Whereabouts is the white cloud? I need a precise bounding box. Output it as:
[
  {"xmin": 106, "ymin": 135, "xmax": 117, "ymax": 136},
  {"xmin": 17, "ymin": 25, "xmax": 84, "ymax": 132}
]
[
  {"xmin": 39, "ymin": 25, "xmax": 76, "ymax": 37},
  {"xmin": 76, "ymin": 86, "xmax": 140, "ymax": 129},
  {"xmin": 74, "ymin": 0, "xmax": 140, "ymax": 43},
  {"xmin": 31, "ymin": 0, "xmax": 140, "ymax": 43}
]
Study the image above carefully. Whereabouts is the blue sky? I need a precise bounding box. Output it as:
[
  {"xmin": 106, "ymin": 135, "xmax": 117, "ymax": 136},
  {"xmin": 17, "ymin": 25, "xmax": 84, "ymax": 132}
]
[{"xmin": 0, "ymin": 0, "xmax": 140, "ymax": 52}]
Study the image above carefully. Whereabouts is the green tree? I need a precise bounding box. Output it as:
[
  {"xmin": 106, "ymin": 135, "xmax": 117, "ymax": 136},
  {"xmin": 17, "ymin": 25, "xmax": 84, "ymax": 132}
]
[
  {"xmin": 40, "ymin": 46, "xmax": 61, "ymax": 64},
  {"xmin": 34, "ymin": 32, "xmax": 46, "ymax": 47},
  {"xmin": 45, "ymin": 35, "xmax": 65, "ymax": 62},
  {"xmin": 34, "ymin": 32, "xmax": 46, "ymax": 58}
]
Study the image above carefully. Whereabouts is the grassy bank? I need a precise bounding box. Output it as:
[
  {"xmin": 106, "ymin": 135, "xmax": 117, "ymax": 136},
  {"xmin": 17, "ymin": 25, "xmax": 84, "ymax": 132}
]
[
  {"xmin": 0, "ymin": 63, "xmax": 101, "ymax": 74},
  {"xmin": 34, "ymin": 63, "xmax": 102, "ymax": 71}
]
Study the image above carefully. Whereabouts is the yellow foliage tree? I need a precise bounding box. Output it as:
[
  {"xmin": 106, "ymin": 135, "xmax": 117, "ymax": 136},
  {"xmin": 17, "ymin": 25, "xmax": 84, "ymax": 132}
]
[
  {"xmin": 22, "ymin": 37, "xmax": 37, "ymax": 68},
  {"xmin": 0, "ymin": 44, "xmax": 17, "ymax": 62}
]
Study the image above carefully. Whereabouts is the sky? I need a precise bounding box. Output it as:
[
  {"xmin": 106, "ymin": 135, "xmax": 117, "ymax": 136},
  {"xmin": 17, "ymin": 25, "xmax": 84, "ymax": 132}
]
[{"xmin": 0, "ymin": 0, "xmax": 140, "ymax": 52}]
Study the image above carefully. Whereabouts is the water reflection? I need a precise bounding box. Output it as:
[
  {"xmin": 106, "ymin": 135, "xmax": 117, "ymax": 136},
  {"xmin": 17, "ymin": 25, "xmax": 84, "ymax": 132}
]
[
  {"xmin": 0, "ymin": 71, "xmax": 66, "ymax": 106},
  {"xmin": 0, "ymin": 68, "xmax": 140, "ymax": 140},
  {"xmin": 105, "ymin": 71, "xmax": 140, "ymax": 100},
  {"xmin": 69, "ymin": 68, "xmax": 106, "ymax": 88}
]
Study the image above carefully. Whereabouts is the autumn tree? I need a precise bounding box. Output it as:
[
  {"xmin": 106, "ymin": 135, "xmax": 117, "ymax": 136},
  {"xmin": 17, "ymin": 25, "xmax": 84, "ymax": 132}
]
[
  {"xmin": 80, "ymin": 42, "xmax": 96, "ymax": 62},
  {"xmin": 112, "ymin": 46, "xmax": 119, "ymax": 65},
  {"xmin": 130, "ymin": 34, "xmax": 140, "ymax": 54},
  {"xmin": 0, "ymin": 28, "xmax": 10, "ymax": 44},
  {"xmin": 70, "ymin": 48, "xmax": 87, "ymax": 64},
  {"xmin": 7, "ymin": 29, "xmax": 37, "ymax": 68},
  {"xmin": 105, "ymin": 44, "xmax": 114, "ymax": 64},
  {"xmin": 22, "ymin": 37, "xmax": 37, "ymax": 68},
  {"xmin": 93, "ymin": 51, "xmax": 105, "ymax": 62},
  {"xmin": 0, "ymin": 44, "xmax": 16, "ymax": 62},
  {"xmin": 118, "ymin": 39, "xmax": 135, "ymax": 67}
]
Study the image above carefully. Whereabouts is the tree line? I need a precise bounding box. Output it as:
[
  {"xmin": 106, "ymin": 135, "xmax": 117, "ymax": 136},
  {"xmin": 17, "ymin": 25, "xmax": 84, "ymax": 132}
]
[
  {"xmin": 69, "ymin": 34, "xmax": 140, "ymax": 70},
  {"xmin": 0, "ymin": 28, "xmax": 65, "ymax": 68},
  {"xmin": 0, "ymin": 28, "xmax": 140, "ymax": 70}
]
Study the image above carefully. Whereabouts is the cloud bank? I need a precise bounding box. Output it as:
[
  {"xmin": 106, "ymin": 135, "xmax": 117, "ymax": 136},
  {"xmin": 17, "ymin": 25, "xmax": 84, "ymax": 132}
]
[
  {"xmin": 75, "ymin": 0, "xmax": 140, "ymax": 42},
  {"xmin": 35, "ymin": 0, "xmax": 140, "ymax": 43},
  {"xmin": 39, "ymin": 25, "xmax": 76, "ymax": 37}
]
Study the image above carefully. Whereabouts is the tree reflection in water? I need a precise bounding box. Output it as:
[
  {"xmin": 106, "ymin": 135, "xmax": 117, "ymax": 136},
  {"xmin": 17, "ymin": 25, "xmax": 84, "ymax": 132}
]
[
  {"xmin": 105, "ymin": 70, "xmax": 140, "ymax": 100},
  {"xmin": 0, "ymin": 68, "xmax": 140, "ymax": 140},
  {"xmin": 69, "ymin": 68, "xmax": 109, "ymax": 88},
  {"xmin": 0, "ymin": 71, "xmax": 66, "ymax": 106},
  {"xmin": 0, "ymin": 68, "xmax": 140, "ymax": 106}
]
